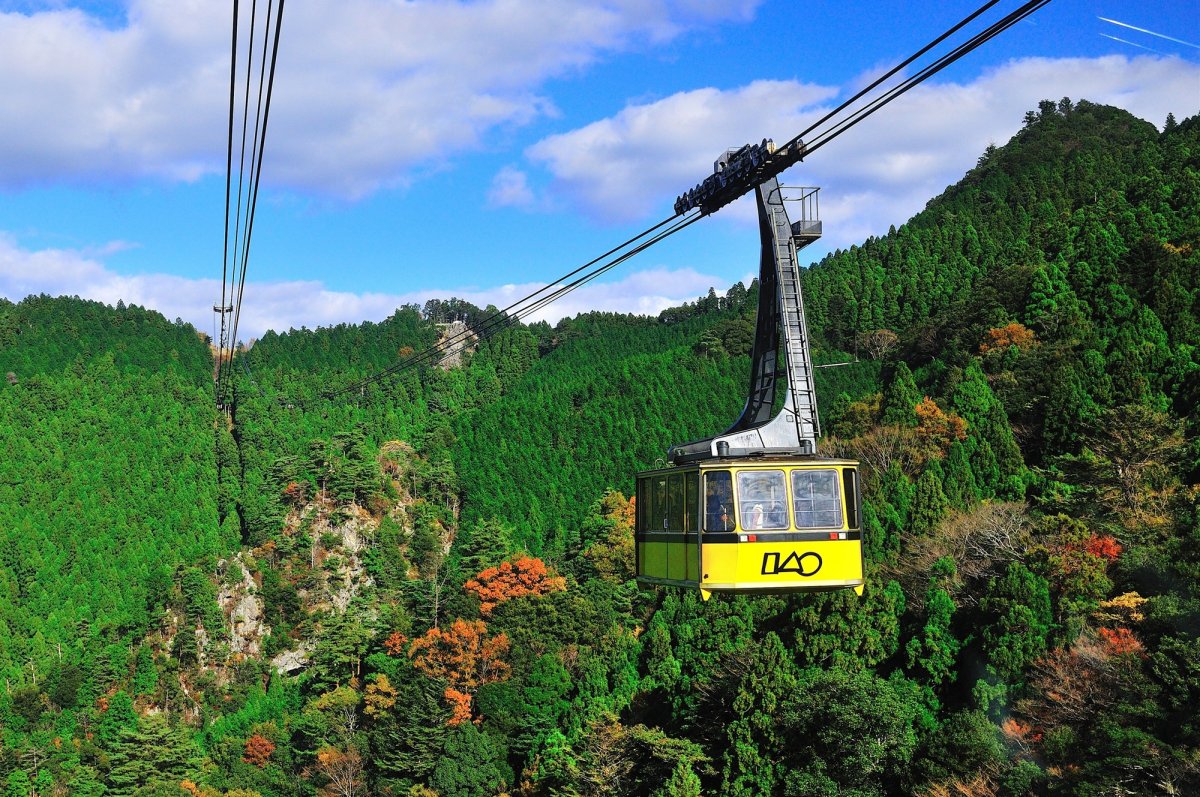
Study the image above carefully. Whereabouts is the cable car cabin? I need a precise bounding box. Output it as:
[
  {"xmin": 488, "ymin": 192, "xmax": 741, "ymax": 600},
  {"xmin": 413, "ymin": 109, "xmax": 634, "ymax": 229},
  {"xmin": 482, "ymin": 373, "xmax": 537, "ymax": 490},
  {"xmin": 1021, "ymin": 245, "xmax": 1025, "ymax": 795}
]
[{"xmin": 635, "ymin": 458, "xmax": 865, "ymax": 598}]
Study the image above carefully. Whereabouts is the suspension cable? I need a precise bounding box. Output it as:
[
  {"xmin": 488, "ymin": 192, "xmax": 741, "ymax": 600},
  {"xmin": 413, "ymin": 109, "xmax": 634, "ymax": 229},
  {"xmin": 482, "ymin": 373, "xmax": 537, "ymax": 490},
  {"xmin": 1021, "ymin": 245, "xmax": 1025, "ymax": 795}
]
[
  {"xmin": 269, "ymin": 0, "xmax": 1052, "ymax": 407},
  {"xmin": 314, "ymin": 211, "xmax": 702, "ymax": 402},
  {"xmin": 216, "ymin": 0, "xmax": 286, "ymax": 407}
]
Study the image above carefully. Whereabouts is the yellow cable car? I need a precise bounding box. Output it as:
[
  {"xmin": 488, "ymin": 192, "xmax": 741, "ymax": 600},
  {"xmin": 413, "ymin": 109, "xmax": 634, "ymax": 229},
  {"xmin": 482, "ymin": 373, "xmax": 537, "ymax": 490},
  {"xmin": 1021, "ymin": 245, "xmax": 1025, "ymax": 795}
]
[
  {"xmin": 637, "ymin": 163, "xmax": 865, "ymax": 598},
  {"xmin": 636, "ymin": 459, "xmax": 864, "ymax": 598}
]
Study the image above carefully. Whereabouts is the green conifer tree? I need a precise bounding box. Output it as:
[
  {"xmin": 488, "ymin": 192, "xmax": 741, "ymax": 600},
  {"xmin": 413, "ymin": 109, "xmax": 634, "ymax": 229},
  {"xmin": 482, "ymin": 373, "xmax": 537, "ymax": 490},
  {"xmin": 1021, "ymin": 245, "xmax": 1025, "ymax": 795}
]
[
  {"xmin": 980, "ymin": 562, "xmax": 1053, "ymax": 683},
  {"xmin": 654, "ymin": 761, "xmax": 703, "ymax": 797},
  {"xmin": 105, "ymin": 714, "xmax": 198, "ymax": 796},
  {"xmin": 942, "ymin": 441, "xmax": 980, "ymax": 510},
  {"xmin": 906, "ymin": 560, "xmax": 963, "ymax": 688},
  {"xmin": 720, "ymin": 633, "xmax": 795, "ymax": 796},
  {"xmin": 97, "ymin": 690, "xmax": 137, "ymax": 750},
  {"xmin": 514, "ymin": 654, "xmax": 573, "ymax": 756},
  {"xmin": 4, "ymin": 770, "xmax": 30, "ymax": 797},
  {"xmin": 133, "ymin": 645, "xmax": 158, "ymax": 698},
  {"xmin": 429, "ymin": 723, "xmax": 513, "ymax": 797},
  {"xmin": 882, "ymin": 362, "xmax": 921, "ymax": 426},
  {"xmin": 910, "ymin": 463, "xmax": 949, "ymax": 536},
  {"xmin": 951, "ymin": 360, "xmax": 1023, "ymax": 493}
]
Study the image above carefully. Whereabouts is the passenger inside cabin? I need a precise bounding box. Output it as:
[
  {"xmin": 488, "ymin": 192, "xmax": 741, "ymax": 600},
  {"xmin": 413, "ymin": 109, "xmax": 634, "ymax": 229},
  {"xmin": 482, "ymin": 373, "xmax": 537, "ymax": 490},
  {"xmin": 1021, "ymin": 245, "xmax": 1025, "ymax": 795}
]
[
  {"xmin": 736, "ymin": 469, "xmax": 789, "ymax": 530},
  {"xmin": 705, "ymin": 471, "xmax": 734, "ymax": 531},
  {"xmin": 766, "ymin": 500, "xmax": 787, "ymax": 528}
]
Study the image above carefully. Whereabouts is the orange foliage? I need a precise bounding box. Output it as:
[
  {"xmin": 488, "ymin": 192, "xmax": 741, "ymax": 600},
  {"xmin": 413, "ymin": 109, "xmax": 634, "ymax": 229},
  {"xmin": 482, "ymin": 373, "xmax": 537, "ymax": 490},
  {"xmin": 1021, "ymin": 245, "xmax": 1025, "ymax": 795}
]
[
  {"xmin": 444, "ymin": 688, "xmax": 474, "ymax": 726},
  {"xmin": 1084, "ymin": 533, "xmax": 1122, "ymax": 562},
  {"xmin": 398, "ymin": 345, "xmax": 415, "ymax": 358},
  {"xmin": 316, "ymin": 746, "xmax": 365, "ymax": 797},
  {"xmin": 409, "ymin": 618, "xmax": 512, "ymax": 725},
  {"xmin": 980, "ymin": 322, "xmax": 1036, "ymax": 353},
  {"xmin": 464, "ymin": 557, "xmax": 566, "ymax": 615},
  {"xmin": 181, "ymin": 782, "xmax": 203, "ymax": 797},
  {"xmin": 618, "ymin": 495, "xmax": 636, "ymax": 530},
  {"xmin": 1000, "ymin": 717, "xmax": 1040, "ymax": 746},
  {"xmin": 914, "ymin": 397, "xmax": 968, "ymax": 455},
  {"xmin": 1098, "ymin": 626, "xmax": 1144, "ymax": 656},
  {"xmin": 254, "ymin": 539, "xmax": 277, "ymax": 561},
  {"xmin": 242, "ymin": 733, "xmax": 275, "ymax": 767},
  {"xmin": 383, "ymin": 631, "xmax": 408, "ymax": 656}
]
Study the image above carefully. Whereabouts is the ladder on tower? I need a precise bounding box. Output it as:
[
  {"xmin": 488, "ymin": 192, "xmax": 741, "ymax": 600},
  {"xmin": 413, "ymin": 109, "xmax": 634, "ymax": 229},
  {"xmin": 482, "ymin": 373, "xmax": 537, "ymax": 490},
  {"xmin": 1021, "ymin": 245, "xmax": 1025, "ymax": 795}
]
[{"xmin": 771, "ymin": 186, "xmax": 822, "ymax": 445}]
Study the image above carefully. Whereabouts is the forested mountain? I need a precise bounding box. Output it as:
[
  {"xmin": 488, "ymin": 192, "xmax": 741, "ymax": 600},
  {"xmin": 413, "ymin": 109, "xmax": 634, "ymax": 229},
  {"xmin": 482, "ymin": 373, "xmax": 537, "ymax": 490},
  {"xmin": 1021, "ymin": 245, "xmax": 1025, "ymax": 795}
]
[
  {"xmin": 0, "ymin": 297, "xmax": 230, "ymax": 695},
  {"xmin": 0, "ymin": 100, "xmax": 1196, "ymax": 797}
]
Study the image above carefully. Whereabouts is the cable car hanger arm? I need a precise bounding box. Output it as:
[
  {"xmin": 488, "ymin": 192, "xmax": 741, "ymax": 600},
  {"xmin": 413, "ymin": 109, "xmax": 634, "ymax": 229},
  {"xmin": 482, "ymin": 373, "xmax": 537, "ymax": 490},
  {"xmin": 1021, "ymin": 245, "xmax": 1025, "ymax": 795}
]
[{"xmin": 669, "ymin": 176, "xmax": 821, "ymax": 464}]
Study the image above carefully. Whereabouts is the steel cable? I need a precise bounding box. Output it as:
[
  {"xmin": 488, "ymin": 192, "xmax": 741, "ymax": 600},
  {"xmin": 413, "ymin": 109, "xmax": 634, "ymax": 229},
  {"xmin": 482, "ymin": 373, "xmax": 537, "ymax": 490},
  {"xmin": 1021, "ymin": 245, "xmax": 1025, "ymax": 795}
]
[{"xmin": 276, "ymin": 0, "xmax": 1052, "ymax": 407}]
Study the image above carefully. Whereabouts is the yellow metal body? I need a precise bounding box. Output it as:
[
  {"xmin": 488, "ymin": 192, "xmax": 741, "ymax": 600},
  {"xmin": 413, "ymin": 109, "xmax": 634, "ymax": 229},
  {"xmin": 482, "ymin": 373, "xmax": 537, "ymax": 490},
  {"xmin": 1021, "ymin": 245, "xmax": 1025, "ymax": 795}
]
[{"xmin": 635, "ymin": 458, "xmax": 865, "ymax": 597}]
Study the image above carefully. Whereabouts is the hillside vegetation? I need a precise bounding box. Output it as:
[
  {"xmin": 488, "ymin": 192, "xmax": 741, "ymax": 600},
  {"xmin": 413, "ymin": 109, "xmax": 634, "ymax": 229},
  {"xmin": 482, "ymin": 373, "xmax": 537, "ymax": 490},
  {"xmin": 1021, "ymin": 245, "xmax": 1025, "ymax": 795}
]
[{"xmin": 0, "ymin": 100, "xmax": 1196, "ymax": 796}]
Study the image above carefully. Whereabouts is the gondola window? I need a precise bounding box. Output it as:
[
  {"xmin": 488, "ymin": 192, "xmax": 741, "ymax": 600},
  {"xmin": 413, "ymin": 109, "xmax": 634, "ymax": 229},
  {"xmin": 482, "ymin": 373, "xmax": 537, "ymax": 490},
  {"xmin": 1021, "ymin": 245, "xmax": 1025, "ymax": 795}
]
[
  {"xmin": 791, "ymin": 469, "xmax": 842, "ymax": 528},
  {"xmin": 736, "ymin": 470, "xmax": 788, "ymax": 530},
  {"xmin": 704, "ymin": 471, "xmax": 734, "ymax": 531}
]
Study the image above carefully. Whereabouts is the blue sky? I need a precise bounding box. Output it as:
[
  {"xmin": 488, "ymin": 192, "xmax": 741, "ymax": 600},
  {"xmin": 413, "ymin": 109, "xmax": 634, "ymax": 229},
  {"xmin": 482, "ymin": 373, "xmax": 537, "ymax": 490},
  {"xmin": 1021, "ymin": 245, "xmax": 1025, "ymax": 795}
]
[{"xmin": 1, "ymin": 0, "xmax": 1197, "ymax": 341}]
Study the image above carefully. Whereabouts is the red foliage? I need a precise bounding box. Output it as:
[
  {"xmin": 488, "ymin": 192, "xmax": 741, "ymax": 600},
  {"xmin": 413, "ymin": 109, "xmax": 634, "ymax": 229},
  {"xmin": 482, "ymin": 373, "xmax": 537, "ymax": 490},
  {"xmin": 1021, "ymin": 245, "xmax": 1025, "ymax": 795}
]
[
  {"xmin": 464, "ymin": 557, "xmax": 566, "ymax": 615},
  {"xmin": 1098, "ymin": 626, "xmax": 1143, "ymax": 656},
  {"xmin": 243, "ymin": 733, "xmax": 276, "ymax": 767},
  {"xmin": 383, "ymin": 631, "xmax": 408, "ymax": 656},
  {"xmin": 1085, "ymin": 533, "xmax": 1122, "ymax": 562},
  {"xmin": 282, "ymin": 481, "xmax": 307, "ymax": 507}
]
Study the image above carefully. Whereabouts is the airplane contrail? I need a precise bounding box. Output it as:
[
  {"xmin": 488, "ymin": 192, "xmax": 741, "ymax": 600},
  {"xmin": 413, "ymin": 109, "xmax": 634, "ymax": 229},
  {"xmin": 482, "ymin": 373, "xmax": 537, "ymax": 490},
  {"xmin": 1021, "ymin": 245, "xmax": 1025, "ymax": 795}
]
[
  {"xmin": 1098, "ymin": 16, "xmax": 1200, "ymax": 49},
  {"xmin": 1099, "ymin": 33, "xmax": 1170, "ymax": 56}
]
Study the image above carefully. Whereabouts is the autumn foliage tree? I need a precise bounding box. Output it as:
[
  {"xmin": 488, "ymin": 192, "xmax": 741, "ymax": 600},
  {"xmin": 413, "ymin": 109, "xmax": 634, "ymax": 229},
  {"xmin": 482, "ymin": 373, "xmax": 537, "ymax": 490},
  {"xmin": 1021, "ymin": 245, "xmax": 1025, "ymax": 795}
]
[
  {"xmin": 1031, "ymin": 514, "xmax": 1116, "ymax": 623},
  {"xmin": 464, "ymin": 557, "xmax": 566, "ymax": 615},
  {"xmin": 281, "ymin": 481, "xmax": 308, "ymax": 508},
  {"xmin": 316, "ymin": 746, "xmax": 365, "ymax": 797},
  {"xmin": 409, "ymin": 618, "xmax": 512, "ymax": 725},
  {"xmin": 582, "ymin": 490, "xmax": 637, "ymax": 583},
  {"xmin": 1097, "ymin": 627, "xmax": 1143, "ymax": 657},
  {"xmin": 364, "ymin": 674, "xmax": 398, "ymax": 717},
  {"xmin": 382, "ymin": 631, "xmax": 408, "ymax": 656},
  {"xmin": 914, "ymin": 397, "xmax": 968, "ymax": 459},
  {"xmin": 979, "ymin": 322, "xmax": 1036, "ymax": 353},
  {"xmin": 242, "ymin": 733, "xmax": 275, "ymax": 767}
]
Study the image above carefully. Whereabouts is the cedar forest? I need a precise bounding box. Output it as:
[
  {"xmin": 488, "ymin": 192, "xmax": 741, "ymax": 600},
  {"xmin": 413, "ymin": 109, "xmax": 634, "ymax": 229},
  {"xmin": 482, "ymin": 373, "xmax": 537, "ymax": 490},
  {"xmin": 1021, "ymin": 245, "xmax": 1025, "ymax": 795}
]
[{"xmin": 0, "ymin": 100, "xmax": 1198, "ymax": 796}]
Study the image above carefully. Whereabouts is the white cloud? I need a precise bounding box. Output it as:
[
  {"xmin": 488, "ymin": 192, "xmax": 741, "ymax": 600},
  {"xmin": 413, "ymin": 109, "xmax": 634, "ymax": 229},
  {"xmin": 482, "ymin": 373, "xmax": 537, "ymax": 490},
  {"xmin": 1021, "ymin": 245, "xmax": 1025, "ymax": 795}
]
[
  {"xmin": 0, "ymin": 0, "xmax": 760, "ymax": 195},
  {"xmin": 523, "ymin": 55, "xmax": 1200, "ymax": 247},
  {"xmin": 527, "ymin": 80, "xmax": 840, "ymax": 221},
  {"xmin": 488, "ymin": 166, "xmax": 535, "ymax": 208},
  {"xmin": 0, "ymin": 233, "xmax": 720, "ymax": 340}
]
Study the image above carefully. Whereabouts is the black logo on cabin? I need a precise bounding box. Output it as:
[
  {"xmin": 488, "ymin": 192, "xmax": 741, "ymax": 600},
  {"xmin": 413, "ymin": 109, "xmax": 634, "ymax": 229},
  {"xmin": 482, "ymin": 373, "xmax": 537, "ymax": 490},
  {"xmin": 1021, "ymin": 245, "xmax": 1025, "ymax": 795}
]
[{"xmin": 761, "ymin": 551, "xmax": 823, "ymax": 577}]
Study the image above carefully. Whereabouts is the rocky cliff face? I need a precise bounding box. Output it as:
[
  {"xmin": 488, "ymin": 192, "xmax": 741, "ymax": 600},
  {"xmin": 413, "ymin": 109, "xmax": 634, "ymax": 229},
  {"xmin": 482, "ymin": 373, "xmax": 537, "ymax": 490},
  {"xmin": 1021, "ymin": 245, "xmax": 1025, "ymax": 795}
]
[
  {"xmin": 218, "ymin": 554, "xmax": 269, "ymax": 657},
  {"xmin": 435, "ymin": 319, "xmax": 478, "ymax": 369}
]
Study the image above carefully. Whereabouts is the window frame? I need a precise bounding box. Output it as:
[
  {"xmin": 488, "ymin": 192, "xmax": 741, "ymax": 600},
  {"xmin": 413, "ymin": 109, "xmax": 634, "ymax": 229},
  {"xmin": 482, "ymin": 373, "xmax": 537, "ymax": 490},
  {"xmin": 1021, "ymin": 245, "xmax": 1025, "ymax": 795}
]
[
  {"xmin": 703, "ymin": 470, "xmax": 735, "ymax": 532},
  {"xmin": 735, "ymin": 469, "xmax": 790, "ymax": 531},
  {"xmin": 790, "ymin": 468, "xmax": 844, "ymax": 529}
]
